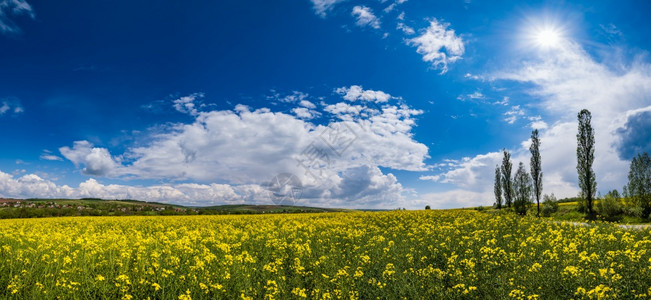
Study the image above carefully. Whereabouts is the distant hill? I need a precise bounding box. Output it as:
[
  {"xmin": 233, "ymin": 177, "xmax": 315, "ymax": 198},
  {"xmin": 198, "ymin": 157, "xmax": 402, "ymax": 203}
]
[
  {"xmin": 200, "ymin": 204, "xmax": 351, "ymax": 214},
  {"xmin": 0, "ymin": 198, "xmax": 352, "ymax": 219}
]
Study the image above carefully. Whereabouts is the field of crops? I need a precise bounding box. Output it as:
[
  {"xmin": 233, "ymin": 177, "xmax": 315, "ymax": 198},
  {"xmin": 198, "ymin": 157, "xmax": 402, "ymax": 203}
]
[{"xmin": 1, "ymin": 211, "xmax": 650, "ymax": 299}]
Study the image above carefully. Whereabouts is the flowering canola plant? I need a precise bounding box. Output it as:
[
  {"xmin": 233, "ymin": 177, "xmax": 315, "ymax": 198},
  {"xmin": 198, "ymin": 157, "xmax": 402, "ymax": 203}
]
[{"xmin": 0, "ymin": 210, "xmax": 650, "ymax": 299}]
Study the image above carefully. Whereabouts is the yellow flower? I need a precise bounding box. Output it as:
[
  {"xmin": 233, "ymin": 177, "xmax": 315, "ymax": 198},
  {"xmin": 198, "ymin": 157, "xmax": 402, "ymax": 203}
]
[
  {"xmin": 151, "ymin": 283, "xmax": 161, "ymax": 291},
  {"xmin": 528, "ymin": 263, "xmax": 542, "ymax": 272},
  {"xmin": 292, "ymin": 287, "xmax": 308, "ymax": 298},
  {"xmin": 178, "ymin": 289, "xmax": 192, "ymax": 300}
]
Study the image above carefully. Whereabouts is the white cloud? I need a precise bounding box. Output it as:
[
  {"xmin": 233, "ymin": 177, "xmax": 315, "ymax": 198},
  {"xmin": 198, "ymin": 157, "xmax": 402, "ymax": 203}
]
[
  {"xmin": 324, "ymin": 102, "xmax": 363, "ymax": 116},
  {"xmin": 418, "ymin": 175, "xmax": 440, "ymax": 181},
  {"xmin": 530, "ymin": 120, "xmax": 548, "ymax": 130},
  {"xmin": 494, "ymin": 96, "xmax": 509, "ymax": 106},
  {"xmin": 494, "ymin": 42, "xmax": 651, "ymax": 118},
  {"xmin": 173, "ymin": 93, "xmax": 204, "ymax": 116},
  {"xmin": 299, "ymin": 99, "xmax": 316, "ymax": 109},
  {"xmin": 59, "ymin": 141, "xmax": 121, "ymax": 176},
  {"xmin": 310, "ymin": 0, "xmax": 344, "ymax": 18},
  {"xmin": 457, "ymin": 91, "xmax": 484, "ymax": 101},
  {"xmin": 352, "ymin": 6, "xmax": 380, "ymax": 29},
  {"xmin": 40, "ymin": 150, "xmax": 63, "ymax": 161},
  {"xmin": 0, "ymin": 98, "xmax": 24, "ymax": 116},
  {"xmin": 0, "ymin": 0, "xmax": 34, "ymax": 34},
  {"xmin": 55, "ymin": 88, "xmax": 428, "ymax": 207},
  {"xmin": 415, "ymin": 190, "xmax": 492, "ymax": 209},
  {"xmin": 397, "ymin": 22, "xmax": 414, "ymax": 35},
  {"xmin": 494, "ymin": 40, "xmax": 651, "ymax": 193},
  {"xmin": 268, "ymin": 90, "xmax": 310, "ymax": 104},
  {"xmin": 0, "ymin": 102, "xmax": 9, "ymax": 114},
  {"xmin": 291, "ymin": 107, "xmax": 320, "ymax": 119},
  {"xmin": 504, "ymin": 105, "xmax": 525, "ymax": 124},
  {"xmin": 408, "ymin": 19, "xmax": 464, "ymax": 74},
  {"xmin": 0, "ymin": 166, "xmax": 405, "ymax": 208},
  {"xmin": 435, "ymin": 152, "xmax": 502, "ymax": 191},
  {"xmin": 425, "ymin": 39, "xmax": 651, "ymax": 208},
  {"xmin": 335, "ymin": 85, "xmax": 392, "ymax": 103},
  {"xmin": 528, "ymin": 116, "xmax": 548, "ymax": 130}
]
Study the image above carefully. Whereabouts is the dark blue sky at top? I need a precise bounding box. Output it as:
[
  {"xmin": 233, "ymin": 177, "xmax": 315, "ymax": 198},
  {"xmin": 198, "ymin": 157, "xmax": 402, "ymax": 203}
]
[{"xmin": 1, "ymin": 0, "xmax": 650, "ymax": 204}]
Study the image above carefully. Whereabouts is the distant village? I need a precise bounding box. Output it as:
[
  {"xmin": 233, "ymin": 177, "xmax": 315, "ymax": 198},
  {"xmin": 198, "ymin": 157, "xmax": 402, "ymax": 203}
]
[{"xmin": 0, "ymin": 198, "xmax": 197, "ymax": 219}]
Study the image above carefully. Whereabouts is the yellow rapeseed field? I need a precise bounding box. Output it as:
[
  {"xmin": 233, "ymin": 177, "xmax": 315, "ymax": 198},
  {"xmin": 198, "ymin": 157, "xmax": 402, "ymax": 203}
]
[{"xmin": 1, "ymin": 210, "xmax": 650, "ymax": 299}]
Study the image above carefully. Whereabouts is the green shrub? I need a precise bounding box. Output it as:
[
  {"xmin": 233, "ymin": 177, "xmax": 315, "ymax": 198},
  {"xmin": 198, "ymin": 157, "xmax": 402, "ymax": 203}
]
[
  {"xmin": 624, "ymin": 206, "xmax": 645, "ymax": 218},
  {"xmin": 541, "ymin": 194, "xmax": 559, "ymax": 217},
  {"xmin": 596, "ymin": 194, "xmax": 622, "ymax": 221}
]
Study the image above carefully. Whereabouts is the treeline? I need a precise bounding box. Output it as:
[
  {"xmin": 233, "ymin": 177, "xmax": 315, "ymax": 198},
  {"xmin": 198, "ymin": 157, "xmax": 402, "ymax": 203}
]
[
  {"xmin": 492, "ymin": 109, "xmax": 651, "ymax": 221},
  {"xmin": 0, "ymin": 202, "xmax": 339, "ymax": 219},
  {"xmin": 0, "ymin": 205, "xmax": 193, "ymax": 219}
]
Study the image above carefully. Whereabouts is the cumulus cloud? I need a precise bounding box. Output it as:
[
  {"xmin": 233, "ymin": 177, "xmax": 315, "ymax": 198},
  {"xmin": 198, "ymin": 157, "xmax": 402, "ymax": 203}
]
[
  {"xmin": 434, "ymin": 152, "xmax": 502, "ymax": 191},
  {"xmin": 291, "ymin": 107, "xmax": 321, "ymax": 119},
  {"xmin": 59, "ymin": 141, "xmax": 121, "ymax": 176},
  {"xmin": 408, "ymin": 19, "xmax": 464, "ymax": 74},
  {"xmin": 54, "ymin": 88, "xmax": 428, "ymax": 207},
  {"xmin": 335, "ymin": 85, "xmax": 392, "ymax": 103},
  {"xmin": 615, "ymin": 106, "xmax": 651, "ymax": 160},
  {"xmin": 0, "ymin": 0, "xmax": 34, "ymax": 34},
  {"xmin": 0, "ymin": 166, "xmax": 404, "ymax": 208},
  {"xmin": 0, "ymin": 170, "xmax": 247, "ymax": 206},
  {"xmin": 299, "ymin": 99, "xmax": 317, "ymax": 109},
  {"xmin": 310, "ymin": 0, "xmax": 344, "ymax": 18},
  {"xmin": 352, "ymin": 6, "xmax": 380, "ymax": 29},
  {"xmin": 323, "ymin": 102, "xmax": 363, "ymax": 116}
]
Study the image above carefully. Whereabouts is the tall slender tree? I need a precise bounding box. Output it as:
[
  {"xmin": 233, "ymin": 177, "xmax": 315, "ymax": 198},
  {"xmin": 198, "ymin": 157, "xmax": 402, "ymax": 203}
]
[
  {"xmin": 627, "ymin": 152, "xmax": 651, "ymax": 217},
  {"xmin": 530, "ymin": 129, "xmax": 543, "ymax": 217},
  {"xmin": 501, "ymin": 149, "xmax": 513, "ymax": 208},
  {"xmin": 513, "ymin": 162, "xmax": 533, "ymax": 216},
  {"xmin": 494, "ymin": 165, "xmax": 503, "ymax": 209},
  {"xmin": 577, "ymin": 109, "xmax": 597, "ymax": 218}
]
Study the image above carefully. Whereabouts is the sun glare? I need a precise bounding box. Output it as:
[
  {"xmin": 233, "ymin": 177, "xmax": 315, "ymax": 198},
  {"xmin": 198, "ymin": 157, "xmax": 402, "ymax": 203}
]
[{"xmin": 535, "ymin": 28, "xmax": 561, "ymax": 48}]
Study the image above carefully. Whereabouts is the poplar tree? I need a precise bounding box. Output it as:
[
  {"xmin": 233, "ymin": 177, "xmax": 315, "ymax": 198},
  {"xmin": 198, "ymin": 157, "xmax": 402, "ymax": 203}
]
[
  {"xmin": 501, "ymin": 149, "xmax": 513, "ymax": 208},
  {"xmin": 530, "ymin": 129, "xmax": 543, "ymax": 217},
  {"xmin": 577, "ymin": 109, "xmax": 596, "ymax": 218},
  {"xmin": 494, "ymin": 165, "xmax": 503, "ymax": 209},
  {"xmin": 513, "ymin": 162, "xmax": 533, "ymax": 216},
  {"xmin": 627, "ymin": 152, "xmax": 651, "ymax": 217}
]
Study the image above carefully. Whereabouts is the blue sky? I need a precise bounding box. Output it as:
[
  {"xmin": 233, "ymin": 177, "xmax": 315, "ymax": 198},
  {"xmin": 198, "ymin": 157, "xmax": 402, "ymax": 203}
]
[{"xmin": 1, "ymin": 0, "xmax": 650, "ymax": 208}]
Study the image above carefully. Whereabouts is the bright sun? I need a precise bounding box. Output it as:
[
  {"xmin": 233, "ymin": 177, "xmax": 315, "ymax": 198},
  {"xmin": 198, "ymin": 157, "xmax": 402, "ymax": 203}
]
[{"xmin": 534, "ymin": 28, "xmax": 562, "ymax": 48}]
